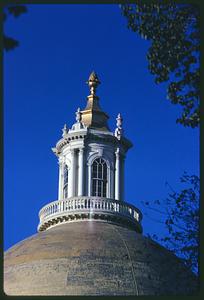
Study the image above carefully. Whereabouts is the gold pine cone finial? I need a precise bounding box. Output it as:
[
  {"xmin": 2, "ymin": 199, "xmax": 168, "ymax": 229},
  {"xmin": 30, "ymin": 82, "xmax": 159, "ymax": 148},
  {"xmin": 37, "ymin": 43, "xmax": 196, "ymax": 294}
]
[{"xmin": 86, "ymin": 71, "xmax": 101, "ymax": 95}]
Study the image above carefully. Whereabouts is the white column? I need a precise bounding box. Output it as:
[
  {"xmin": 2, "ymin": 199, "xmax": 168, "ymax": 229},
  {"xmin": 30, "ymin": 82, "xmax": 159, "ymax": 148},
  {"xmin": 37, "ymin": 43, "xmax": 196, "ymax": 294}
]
[
  {"xmin": 120, "ymin": 155, "xmax": 125, "ymax": 201},
  {"xmin": 110, "ymin": 166, "xmax": 114, "ymax": 199},
  {"xmin": 68, "ymin": 162, "xmax": 71, "ymax": 198},
  {"xmin": 58, "ymin": 161, "xmax": 63, "ymax": 200},
  {"xmin": 78, "ymin": 148, "xmax": 84, "ymax": 196},
  {"xmin": 115, "ymin": 148, "xmax": 120, "ymax": 200},
  {"xmin": 88, "ymin": 163, "xmax": 92, "ymax": 196},
  {"xmin": 70, "ymin": 149, "xmax": 76, "ymax": 197},
  {"xmin": 107, "ymin": 166, "xmax": 111, "ymax": 198}
]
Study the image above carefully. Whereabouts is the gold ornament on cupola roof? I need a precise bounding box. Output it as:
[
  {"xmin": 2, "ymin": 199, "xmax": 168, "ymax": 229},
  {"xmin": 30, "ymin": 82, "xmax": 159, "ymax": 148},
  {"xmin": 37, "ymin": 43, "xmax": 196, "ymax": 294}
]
[{"xmin": 80, "ymin": 71, "xmax": 110, "ymax": 131}]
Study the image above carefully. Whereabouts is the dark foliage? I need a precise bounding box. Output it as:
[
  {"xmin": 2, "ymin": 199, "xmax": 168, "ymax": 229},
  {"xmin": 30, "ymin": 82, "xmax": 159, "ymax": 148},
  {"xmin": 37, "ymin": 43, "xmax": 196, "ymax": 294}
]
[
  {"xmin": 3, "ymin": 36, "xmax": 19, "ymax": 51},
  {"xmin": 3, "ymin": 5, "xmax": 27, "ymax": 51},
  {"xmin": 143, "ymin": 173, "xmax": 199, "ymax": 275},
  {"xmin": 7, "ymin": 5, "xmax": 27, "ymax": 17},
  {"xmin": 121, "ymin": 2, "xmax": 200, "ymax": 128}
]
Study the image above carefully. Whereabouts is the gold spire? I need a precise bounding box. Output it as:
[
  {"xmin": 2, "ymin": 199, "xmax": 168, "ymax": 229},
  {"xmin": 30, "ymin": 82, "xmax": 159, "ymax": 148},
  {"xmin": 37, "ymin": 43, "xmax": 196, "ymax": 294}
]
[{"xmin": 81, "ymin": 72, "xmax": 109, "ymax": 131}]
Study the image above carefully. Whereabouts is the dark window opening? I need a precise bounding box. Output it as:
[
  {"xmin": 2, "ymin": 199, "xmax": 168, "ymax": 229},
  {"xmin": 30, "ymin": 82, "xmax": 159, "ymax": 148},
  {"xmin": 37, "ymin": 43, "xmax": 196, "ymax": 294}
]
[
  {"xmin": 91, "ymin": 158, "xmax": 107, "ymax": 197},
  {"xmin": 63, "ymin": 165, "xmax": 68, "ymax": 198}
]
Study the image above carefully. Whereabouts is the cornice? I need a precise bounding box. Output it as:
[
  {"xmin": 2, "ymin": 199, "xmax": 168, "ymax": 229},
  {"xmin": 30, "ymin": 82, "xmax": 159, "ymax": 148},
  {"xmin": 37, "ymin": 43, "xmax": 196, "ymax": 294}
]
[{"xmin": 53, "ymin": 128, "xmax": 133, "ymax": 156}]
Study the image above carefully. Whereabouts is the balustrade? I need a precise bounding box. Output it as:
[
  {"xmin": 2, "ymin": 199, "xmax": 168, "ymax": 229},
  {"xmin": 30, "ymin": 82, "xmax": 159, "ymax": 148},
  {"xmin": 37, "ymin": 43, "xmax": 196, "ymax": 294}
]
[{"xmin": 38, "ymin": 196, "xmax": 142, "ymax": 231}]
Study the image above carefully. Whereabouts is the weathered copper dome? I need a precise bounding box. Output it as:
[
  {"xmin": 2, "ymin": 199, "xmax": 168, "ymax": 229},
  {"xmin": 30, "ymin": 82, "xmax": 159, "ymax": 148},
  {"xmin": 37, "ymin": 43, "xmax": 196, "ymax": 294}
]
[{"xmin": 4, "ymin": 221, "xmax": 198, "ymax": 296}]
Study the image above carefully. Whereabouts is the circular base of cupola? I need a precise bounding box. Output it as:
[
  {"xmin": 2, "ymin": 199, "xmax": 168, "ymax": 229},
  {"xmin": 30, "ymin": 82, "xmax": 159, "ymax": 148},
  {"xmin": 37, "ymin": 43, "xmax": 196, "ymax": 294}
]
[{"xmin": 37, "ymin": 197, "xmax": 142, "ymax": 233}]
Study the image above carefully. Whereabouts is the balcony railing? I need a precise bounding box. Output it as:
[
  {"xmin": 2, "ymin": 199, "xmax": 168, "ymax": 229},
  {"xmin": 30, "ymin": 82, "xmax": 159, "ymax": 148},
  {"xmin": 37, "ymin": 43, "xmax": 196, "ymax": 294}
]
[{"xmin": 37, "ymin": 197, "xmax": 143, "ymax": 232}]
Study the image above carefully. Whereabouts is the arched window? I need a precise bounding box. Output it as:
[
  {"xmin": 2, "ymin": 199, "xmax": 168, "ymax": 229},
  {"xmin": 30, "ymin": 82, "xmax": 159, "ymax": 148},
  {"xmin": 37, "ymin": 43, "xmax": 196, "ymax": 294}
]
[
  {"xmin": 63, "ymin": 165, "xmax": 68, "ymax": 198},
  {"xmin": 92, "ymin": 158, "xmax": 107, "ymax": 197}
]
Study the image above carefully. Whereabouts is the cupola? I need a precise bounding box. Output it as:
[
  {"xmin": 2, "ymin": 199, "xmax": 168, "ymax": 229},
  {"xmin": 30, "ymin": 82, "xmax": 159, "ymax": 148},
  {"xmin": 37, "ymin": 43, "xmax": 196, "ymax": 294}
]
[{"xmin": 38, "ymin": 72, "xmax": 142, "ymax": 233}]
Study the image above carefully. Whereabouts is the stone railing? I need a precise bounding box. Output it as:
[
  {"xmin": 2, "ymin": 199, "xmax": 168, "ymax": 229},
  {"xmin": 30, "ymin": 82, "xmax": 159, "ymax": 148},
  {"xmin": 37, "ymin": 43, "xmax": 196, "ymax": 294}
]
[{"xmin": 37, "ymin": 197, "xmax": 143, "ymax": 232}]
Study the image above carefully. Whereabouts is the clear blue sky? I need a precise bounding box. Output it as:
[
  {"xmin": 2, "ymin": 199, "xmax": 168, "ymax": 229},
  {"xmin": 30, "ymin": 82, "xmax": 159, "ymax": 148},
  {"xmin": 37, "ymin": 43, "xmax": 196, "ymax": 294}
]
[{"xmin": 4, "ymin": 4, "xmax": 199, "ymax": 250}]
